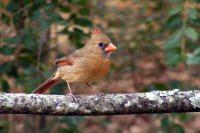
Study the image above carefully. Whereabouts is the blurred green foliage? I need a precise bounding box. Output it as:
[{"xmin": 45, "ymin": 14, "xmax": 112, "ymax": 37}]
[
  {"xmin": 160, "ymin": 115, "xmax": 185, "ymax": 133},
  {"xmin": 0, "ymin": 0, "xmax": 91, "ymax": 132},
  {"xmin": 163, "ymin": 0, "xmax": 200, "ymax": 66}
]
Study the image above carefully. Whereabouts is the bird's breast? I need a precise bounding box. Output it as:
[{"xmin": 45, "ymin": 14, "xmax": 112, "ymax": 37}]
[
  {"xmin": 57, "ymin": 57, "xmax": 110, "ymax": 83},
  {"xmin": 84, "ymin": 57, "xmax": 110, "ymax": 82}
]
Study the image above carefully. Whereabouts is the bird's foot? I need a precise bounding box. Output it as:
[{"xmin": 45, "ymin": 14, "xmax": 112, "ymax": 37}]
[
  {"xmin": 68, "ymin": 93, "xmax": 78, "ymax": 103},
  {"xmin": 96, "ymin": 92, "xmax": 104, "ymax": 97},
  {"xmin": 85, "ymin": 83, "xmax": 104, "ymax": 97}
]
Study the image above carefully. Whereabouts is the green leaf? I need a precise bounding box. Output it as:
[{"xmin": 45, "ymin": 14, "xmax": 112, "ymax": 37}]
[
  {"xmin": 187, "ymin": 8, "xmax": 198, "ymax": 20},
  {"xmin": 166, "ymin": 15, "xmax": 182, "ymax": 28},
  {"xmin": 168, "ymin": 6, "xmax": 182, "ymax": 16},
  {"xmin": 193, "ymin": 47, "xmax": 200, "ymax": 56},
  {"xmin": 0, "ymin": 118, "xmax": 8, "ymax": 127},
  {"xmin": 34, "ymin": 0, "xmax": 46, "ymax": 5},
  {"xmin": 6, "ymin": 1, "xmax": 19, "ymax": 12},
  {"xmin": 74, "ymin": 18, "xmax": 92, "ymax": 27},
  {"xmin": 0, "ymin": 45, "xmax": 13, "ymax": 55},
  {"xmin": 4, "ymin": 35, "xmax": 22, "ymax": 44},
  {"xmin": 1, "ymin": 13, "xmax": 10, "ymax": 25},
  {"xmin": 185, "ymin": 27, "xmax": 199, "ymax": 40},
  {"xmin": 168, "ymin": 80, "xmax": 182, "ymax": 89},
  {"xmin": 49, "ymin": 13, "xmax": 63, "ymax": 22},
  {"xmin": 18, "ymin": 56, "xmax": 34, "ymax": 68},
  {"xmin": 59, "ymin": 5, "xmax": 71, "ymax": 13},
  {"xmin": 1, "ymin": 80, "xmax": 9, "ymax": 92},
  {"xmin": 186, "ymin": 56, "xmax": 200, "ymax": 65},
  {"xmin": 68, "ymin": 28, "xmax": 85, "ymax": 48},
  {"xmin": 50, "ymin": 84, "xmax": 65, "ymax": 95},
  {"xmin": 71, "ymin": 0, "xmax": 86, "ymax": 5},
  {"xmin": 39, "ymin": 19, "xmax": 51, "ymax": 30},
  {"xmin": 173, "ymin": 124, "xmax": 185, "ymax": 133},
  {"xmin": 163, "ymin": 29, "xmax": 182, "ymax": 49},
  {"xmin": 40, "ymin": 63, "xmax": 49, "ymax": 71},
  {"xmin": 165, "ymin": 51, "xmax": 181, "ymax": 65},
  {"xmin": 186, "ymin": 40, "xmax": 197, "ymax": 49},
  {"xmin": 196, "ymin": 0, "xmax": 200, "ymax": 3},
  {"xmin": 13, "ymin": 13, "xmax": 23, "ymax": 27},
  {"xmin": 30, "ymin": 10, "xmax": 42, "ymax": 21},
  {"xmin": 19, "ymin": 28, "xmax": 30, "ymax": 35},
  {"xmin": 170, "ymin": 0, "xmax": 182, "ymax": 2},
  {"xmin": 192, "ymin": 18, "xmax": 200, "ymax": 25},
  {"xmin": 57, "ymin": 116, "xmax": 78, "ymax": 131},
  {"xmin": 42, "ymin": 71, "xmax": 51, "ymax": 78},
  {"xmin": 0, "ymin": 61, "xmax": 14, "ymax": 74},
  {"xmin": 24, "ymin": 35, "xmax": 35, "ymax": 46},
  {"xmin": 26, "ymin": 77, "xmax": 38, "ymax": 87},
  {"xmin": 101, "ymin": 118, "xmax": 112, "ymax": 125},
  {"xmin": 178, "ymin": 113, "xmax": 187, "ymax": 122},
  {"xmin": 69, "ymin": 13, "xmax": 77, "ymax": 21},
  {"xmin": 23, "ymin": 68, "xmax": 37, "ymax": 75},
  {"xmin": 22, "ymin": 0, "xmax": 32, "ymax": 5},
  {"xmin": 58, "ymin": 128, "xmax": 73, "ymax": 133},
  {"xmin": 145, "ymin": 83, "xmax": 168, "ymax": 91},
  {"xmin": 43, "ymin": 5, "xmax": 54, "ymax": 12},
  {"xmin": 161, "ymin": 116, "xmax": 169, "ymax": 130},
  {"xmin": 78, "ymin": 8, "xmax": 90, "ymax": 16}
]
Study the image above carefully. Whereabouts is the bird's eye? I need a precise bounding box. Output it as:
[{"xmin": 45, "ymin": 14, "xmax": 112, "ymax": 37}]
[{"xmin": 98, "ymin": 42, "xmax": 103, "ymax": 47}]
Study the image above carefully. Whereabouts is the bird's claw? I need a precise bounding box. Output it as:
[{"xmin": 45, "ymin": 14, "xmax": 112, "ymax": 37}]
[
  {"xmin": 68, "ymin": 94, "xmax": 78, "ymax": 103},
  {"xmin": 96, "ymin": 92, "xmax": 104, "ymax": 97}
]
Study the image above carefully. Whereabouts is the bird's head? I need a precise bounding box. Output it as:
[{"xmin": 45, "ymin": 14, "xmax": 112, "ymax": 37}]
[{"xmin": 86, "ymin": 26, "xmax": 117, "ymax": 57}]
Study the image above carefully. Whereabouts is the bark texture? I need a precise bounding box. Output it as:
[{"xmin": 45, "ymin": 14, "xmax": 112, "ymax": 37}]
[{"xmin": 0, "ymin": 89, "xmax": 200, "ymax": 115}]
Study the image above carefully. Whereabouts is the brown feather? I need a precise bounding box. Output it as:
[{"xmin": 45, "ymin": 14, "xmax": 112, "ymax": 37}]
[
  {"xmin": 90, "ymin": 26, "xmax": 103, "ymax": 35},
  {"xmin": 32, "ymin": 78, "xmax": 58, "ymax": 93},
  {"xmin": 54, "ymin": 49, "xmax": 83, "ymax": 66},
  {"xmin": 54, "ymin": 56, "xmax": 74, "ymax": 66}
]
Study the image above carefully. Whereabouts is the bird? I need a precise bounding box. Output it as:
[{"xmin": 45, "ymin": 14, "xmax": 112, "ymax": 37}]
[{"xmin": 32, "ymin": 26, "xmax": 117, "ymax": 101}]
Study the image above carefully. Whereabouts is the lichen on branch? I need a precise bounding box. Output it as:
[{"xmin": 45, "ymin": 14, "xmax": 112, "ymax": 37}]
[{"xmin": 0, "ymin": 89, "xmax": 200, "ymax": 115}]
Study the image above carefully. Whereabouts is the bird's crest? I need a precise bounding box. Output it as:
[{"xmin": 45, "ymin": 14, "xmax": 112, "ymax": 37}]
[{"xmin": 90, "ymin": 26, "xmax": 103, "ymax": 35}]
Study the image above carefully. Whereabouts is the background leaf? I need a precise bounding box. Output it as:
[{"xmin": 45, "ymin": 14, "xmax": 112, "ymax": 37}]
[
  {"xmin": 163, "ymin": 29, "xmax": 182, "ymax": 49},
  {"xmin": 185, "ymin": 27, "xmax": 199, "ymax": 40},
  {"xmin": 0, "ymin": 45, "xmax": 13, "ymax": 55},
  {"xmin": 187, "ymin": 8, "xmax": 198, "ymax": 20},
  {"xmin": 168, "ymin": 6, "xmax": 182, "ymax": 16},
  {"xmin": 1, "ymin": 80, "xmax": 9, "ymax": 92},
  {"xmin": 4, "ymin": 35, "xmax": 22, "ymax": 44}
]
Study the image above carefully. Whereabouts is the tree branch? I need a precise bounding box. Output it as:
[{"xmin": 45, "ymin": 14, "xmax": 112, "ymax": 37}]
[{"xmin": 1, "ymin": 89, "xmax": 200, "ymax": 115}]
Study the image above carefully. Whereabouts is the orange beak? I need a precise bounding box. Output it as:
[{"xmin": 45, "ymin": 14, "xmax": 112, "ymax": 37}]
[{"xmin": 105, "ymin": 43, "xmax": 117, "ymax": 52}]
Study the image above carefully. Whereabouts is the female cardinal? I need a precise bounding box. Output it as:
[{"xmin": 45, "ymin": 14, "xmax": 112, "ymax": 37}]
[{"xmin": 32, "ymin": 26, "xmax": 117, "ymax": 100}]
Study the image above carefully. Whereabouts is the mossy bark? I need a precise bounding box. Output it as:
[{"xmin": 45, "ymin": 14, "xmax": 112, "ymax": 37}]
[{"xmin": 0, "ymin": 89, "xmax": 200, "ymax": 115}]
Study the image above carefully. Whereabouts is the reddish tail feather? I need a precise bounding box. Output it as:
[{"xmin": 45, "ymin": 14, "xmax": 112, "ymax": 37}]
[{"xmin": 32, "ymin": 78, "xmax": 58, "ymax": 94}]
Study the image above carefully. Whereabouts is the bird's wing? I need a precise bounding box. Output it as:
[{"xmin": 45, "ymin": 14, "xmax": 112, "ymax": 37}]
[{"xmin": 54, "ymin": 49, "xmax": 84, "ymax": 66}]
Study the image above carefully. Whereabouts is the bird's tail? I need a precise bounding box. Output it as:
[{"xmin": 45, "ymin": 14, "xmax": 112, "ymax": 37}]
[{"xmin": 32, "ymin": 72, "xmax": 60, "ymax": 94}]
